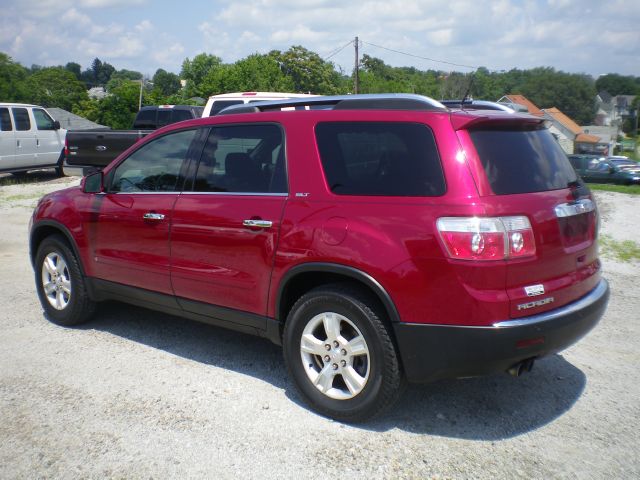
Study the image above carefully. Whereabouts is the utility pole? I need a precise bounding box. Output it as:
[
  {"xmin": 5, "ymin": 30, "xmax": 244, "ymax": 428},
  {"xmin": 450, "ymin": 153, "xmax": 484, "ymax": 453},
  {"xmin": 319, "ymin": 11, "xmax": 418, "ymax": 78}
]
[
  {"xmin": 354, "ymin": 36, "xmax": 359, "ymax": 94},
  {"xmin": 138, "ymin": 80, "xmax": 144, "ymax": 111}
]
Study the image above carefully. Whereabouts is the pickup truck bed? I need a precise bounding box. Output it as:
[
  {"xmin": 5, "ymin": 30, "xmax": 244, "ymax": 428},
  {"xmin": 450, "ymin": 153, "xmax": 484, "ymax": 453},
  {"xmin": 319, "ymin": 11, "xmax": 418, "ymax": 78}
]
[
  {"xmin": 63, "ymin": 105, "xmax": 203, "ymax": 175},
  {"xmin": 64, "ymin": 129, "xmax": 150, "ymax": 173}
]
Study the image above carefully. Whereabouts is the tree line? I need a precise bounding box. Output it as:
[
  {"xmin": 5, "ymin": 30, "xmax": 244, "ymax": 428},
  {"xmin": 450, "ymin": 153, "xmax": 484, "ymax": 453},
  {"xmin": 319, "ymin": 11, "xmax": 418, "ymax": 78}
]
[{"xmin": 2, "ymin": 48, "xmax": 639, "ymax": 130}]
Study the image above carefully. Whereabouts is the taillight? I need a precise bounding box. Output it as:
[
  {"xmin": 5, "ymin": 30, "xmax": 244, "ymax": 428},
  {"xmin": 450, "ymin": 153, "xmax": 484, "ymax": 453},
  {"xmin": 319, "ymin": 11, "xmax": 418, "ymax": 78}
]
[
  {"xmin": 64, "ymin": 137, "xmax": 69, "ymax": 157},
  {"xmin": 436, "ymin": 216, "xmax": 536, "ymax": 261}
]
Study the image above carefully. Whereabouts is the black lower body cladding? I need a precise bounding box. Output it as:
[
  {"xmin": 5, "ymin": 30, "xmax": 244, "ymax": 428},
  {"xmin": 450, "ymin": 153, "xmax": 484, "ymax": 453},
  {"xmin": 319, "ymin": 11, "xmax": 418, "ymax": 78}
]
[{"xmin": 393, "ymin": 279, "xmax": 609, "ymax": 383}]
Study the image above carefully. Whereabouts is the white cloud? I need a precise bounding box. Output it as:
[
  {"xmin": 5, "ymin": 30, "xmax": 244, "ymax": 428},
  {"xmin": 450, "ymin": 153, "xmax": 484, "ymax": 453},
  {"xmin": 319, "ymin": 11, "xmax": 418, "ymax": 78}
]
[
  {"xmin": 1, "ymin": 0, "xmax": 639, "ymax": 77},
  {"xmin": 270, "ymin": 25, "xmax": 326, "ymax": 43},
  {"xmin": 135, "ymin": 20, "xmax": 153, "ymax": 32}
]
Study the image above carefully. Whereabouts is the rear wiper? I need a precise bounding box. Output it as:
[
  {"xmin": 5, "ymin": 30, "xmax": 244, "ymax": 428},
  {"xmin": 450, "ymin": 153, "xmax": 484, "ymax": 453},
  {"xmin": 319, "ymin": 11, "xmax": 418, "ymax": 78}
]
[{"xmin": 567, "ymin": 180, "xmax": 585, "ymax": 201}]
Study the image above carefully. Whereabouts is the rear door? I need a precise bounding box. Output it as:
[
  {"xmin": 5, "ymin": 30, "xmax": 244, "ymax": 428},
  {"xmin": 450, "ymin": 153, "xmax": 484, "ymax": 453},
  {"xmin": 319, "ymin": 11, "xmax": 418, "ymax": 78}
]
[
  {"xmin": 170, "ymin": 123, "xmax": 287, "ymax": 324},
  {"xmin": 466, "ymin": 125, "xmax": 600, "ymax": 318},
  {"xmin": 0, "ymin": 107, "xmax": 16, "ymax": 168}
]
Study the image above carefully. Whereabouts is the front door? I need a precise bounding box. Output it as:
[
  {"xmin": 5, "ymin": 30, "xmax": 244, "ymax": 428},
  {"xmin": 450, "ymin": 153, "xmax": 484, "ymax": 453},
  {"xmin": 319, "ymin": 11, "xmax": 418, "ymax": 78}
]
[
  {"xmin": 87, "ymin": 128, "xmax": 199, "ymax": 296},
  {"xmin": 170, "ymin": 124, "xmax": 287, "ymax": 324},
  {"xmin": 33, "ymin": 108, "xmax": 64, "ymax": 165}
]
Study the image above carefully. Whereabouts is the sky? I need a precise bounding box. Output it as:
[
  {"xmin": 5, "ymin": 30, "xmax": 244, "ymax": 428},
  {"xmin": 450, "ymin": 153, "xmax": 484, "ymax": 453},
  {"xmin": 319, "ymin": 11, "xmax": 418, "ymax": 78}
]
[{"xmin": 1, "ymin": 0, "xmax": 639, "ymax": 79}]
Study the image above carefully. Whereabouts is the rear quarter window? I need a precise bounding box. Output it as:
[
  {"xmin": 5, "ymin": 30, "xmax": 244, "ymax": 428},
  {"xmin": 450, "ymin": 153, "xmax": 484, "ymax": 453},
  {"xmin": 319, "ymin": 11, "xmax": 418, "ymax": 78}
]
[
  {"xmin": 315, "ymin": 122, "xmax": 445, "ymax": 196},
  {"xmin": 0, "ymin": 108, "xmax": 12, "ymax": 131},
  {"xmin": 470, "ymin": 126, "xmax": 578, "ymax": 195}
]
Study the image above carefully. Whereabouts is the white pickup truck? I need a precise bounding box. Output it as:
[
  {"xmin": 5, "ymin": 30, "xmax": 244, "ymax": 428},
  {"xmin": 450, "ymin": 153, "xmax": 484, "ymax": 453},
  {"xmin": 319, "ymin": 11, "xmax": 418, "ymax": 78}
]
[{"xmin": 203, "ymin": 92, "xmax": 317, "ymax": 116}]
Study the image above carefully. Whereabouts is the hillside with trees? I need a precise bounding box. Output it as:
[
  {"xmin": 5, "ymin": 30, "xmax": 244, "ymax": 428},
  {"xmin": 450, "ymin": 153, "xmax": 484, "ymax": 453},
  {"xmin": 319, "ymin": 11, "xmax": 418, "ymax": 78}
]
[{"xmin": 2, "ymin": 48, "xmax": 638, "ymax": 130}]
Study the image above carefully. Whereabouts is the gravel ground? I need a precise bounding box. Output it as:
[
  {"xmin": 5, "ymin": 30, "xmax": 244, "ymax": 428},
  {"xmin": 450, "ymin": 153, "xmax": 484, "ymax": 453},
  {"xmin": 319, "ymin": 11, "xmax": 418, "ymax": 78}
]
[{"xmin": 1, "ymin": 171, "xmax": 639, "ymax": 479}]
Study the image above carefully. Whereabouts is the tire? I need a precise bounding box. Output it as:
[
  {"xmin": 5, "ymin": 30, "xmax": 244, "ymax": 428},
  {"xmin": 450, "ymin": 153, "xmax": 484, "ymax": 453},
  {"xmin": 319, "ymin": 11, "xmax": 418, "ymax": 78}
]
[
  {"xmin": 54, "ymin": 150, "xmax": 65, "ymax": 177},
  {"xmin": 283, "ymin": 284, "xmax": 404, "ymax": 422},
  {"xmin": 35, "ymin": 235, "xmax": 95, "ymax": 326}
]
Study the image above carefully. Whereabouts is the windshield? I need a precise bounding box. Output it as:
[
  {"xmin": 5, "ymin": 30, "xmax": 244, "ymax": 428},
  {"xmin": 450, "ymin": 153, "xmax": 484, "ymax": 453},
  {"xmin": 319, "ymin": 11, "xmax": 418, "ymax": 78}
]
[{"xmin": 470, "ymin": 126, "xmax": 578, "ymax": 195}]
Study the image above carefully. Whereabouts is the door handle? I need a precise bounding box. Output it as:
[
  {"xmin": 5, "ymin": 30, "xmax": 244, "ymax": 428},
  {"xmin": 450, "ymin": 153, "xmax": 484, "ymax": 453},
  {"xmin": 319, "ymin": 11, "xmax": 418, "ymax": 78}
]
[
  {"xmin": 243, "ymin": 219, "xmax": 273, "ymax": 228},
  {"xmin": 143, "ymin": 212, "xmax": 165, "ymax": 221}
]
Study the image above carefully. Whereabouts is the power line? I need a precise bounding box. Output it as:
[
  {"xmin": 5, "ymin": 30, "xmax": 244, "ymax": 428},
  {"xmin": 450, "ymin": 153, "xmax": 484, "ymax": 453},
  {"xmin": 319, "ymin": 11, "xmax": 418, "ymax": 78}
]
[
  {"xmin": 324, "ymin": 39, "xmax": 355, "ymax": 61},
  {"xmin": 361, "ymin": 40, "xmax": 482, "ymax": 71}
]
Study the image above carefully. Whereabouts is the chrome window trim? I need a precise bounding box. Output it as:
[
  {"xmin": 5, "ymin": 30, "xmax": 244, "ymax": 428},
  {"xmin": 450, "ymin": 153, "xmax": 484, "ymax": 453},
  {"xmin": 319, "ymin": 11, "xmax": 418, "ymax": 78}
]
[
  {"xmin": 102, "ymin": 191, "xmax": 288, "ymax": 197},
  {"xmin": 103, "ymin": 191, "xmax": 179, "ymax": 195},
  {"xmin": 180, "ymin": 191, "xmax": 288, "ymax": 197}
]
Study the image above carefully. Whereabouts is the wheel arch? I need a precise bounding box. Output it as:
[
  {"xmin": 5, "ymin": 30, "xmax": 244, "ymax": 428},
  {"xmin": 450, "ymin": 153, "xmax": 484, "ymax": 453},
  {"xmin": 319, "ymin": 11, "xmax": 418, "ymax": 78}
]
[
  {"xmin": 276, "ymin": 263, "xmax": 401, "ymax": 327},
  {"xmin": 30, "ymin": 220, "xmax": 85, "ymax": 276}
]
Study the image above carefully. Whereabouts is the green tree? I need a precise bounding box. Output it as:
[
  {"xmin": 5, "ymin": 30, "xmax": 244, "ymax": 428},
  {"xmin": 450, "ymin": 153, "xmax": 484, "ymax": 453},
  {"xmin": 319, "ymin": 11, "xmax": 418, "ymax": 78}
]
[
  {"xmin": 278, "ymin": 45, "xmax": 343, "ymax": 94},
  {"xmin": 65, "ymin": 62, "xmax": 82, "ymax": 80},
  {"xmin": 359, "ymin": 55, "xmax": 440, "ymax": 96},
  {"xmin": 152, "ymin": 68, "xmax": 181, "ymax": 97},
  {"xmin": 27, "ymin": 67, "xmax": 88, "ymax": 110},
  {"xmin": 595, "ymin": 74, "xmax": 640, "ymax": 96},
  {"xmin": 180, "ymin": 53, "xmax": 222, "ymax": 97},
  {"xmin": 110, "ymin": 69, "xmax": 143, "ymax": 82},
  {"xmin": 80, "ymin": 58, "xmax": 115, "ymax": 86},
  {"xmin": 0, "ymin": 52, "xmax": 29, "ymax": 102},
  {"xmin": 201, "ymin": 54, "xmax": 294, "ymax": 94},
  {"xmin": 73, "ymin": 80, "xmax": 145, "ymax": 129},
  {"xmin": 517, "ymin": 68, "xmax": 596, "ymax": 124}
]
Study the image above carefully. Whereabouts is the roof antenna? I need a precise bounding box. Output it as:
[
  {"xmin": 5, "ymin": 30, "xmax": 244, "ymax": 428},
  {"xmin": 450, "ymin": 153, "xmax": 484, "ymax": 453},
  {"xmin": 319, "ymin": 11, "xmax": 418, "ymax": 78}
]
[{"xmin": 460, "ymin": 71, "xmax": 476, "ymax": 110}]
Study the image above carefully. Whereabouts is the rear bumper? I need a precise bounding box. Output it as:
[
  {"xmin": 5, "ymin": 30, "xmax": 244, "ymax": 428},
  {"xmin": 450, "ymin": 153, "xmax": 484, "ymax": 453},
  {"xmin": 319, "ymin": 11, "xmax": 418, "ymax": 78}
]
[
  {"xmin": 62, "ymin": 161, "xmax": 99, "ymax": 177},
  {"xmin": 393, "ymin": 279, "xmax": 609, "ymax": 383}
]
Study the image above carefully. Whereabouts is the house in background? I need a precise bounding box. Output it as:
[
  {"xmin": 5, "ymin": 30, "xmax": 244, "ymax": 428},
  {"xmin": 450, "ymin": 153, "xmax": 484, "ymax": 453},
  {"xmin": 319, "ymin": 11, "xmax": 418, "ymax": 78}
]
[
  {"xmin": 87, "ymin": 87, "xmax": 107, "ymax": 100},
  {"xmin": 497, "ymin": 94, "xmax": 606, "ymax": 154},
  {"xmin": 595, "ymin": 92, "xmax": 637, "ymax": 127},
  {"xmin": 580, "ymin": 125, "xmax": 618, "ymax": 155},
  {"xmin": 542, "ymin": 107, "xmax": 603, "ymax": 154},
  {"xmin": 47, "ymin": 108, "xmax": 108, "ymax": 130},
  {"xmin": 497, "ymin": 94, "xmax": 544, "ymax": 116}
]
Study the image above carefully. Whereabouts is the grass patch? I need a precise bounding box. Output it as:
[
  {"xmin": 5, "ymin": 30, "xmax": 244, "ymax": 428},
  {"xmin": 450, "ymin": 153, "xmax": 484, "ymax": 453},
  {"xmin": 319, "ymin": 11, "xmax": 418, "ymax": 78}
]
[
  {"xmin": 5, "ymin": 193, "xmax": 44, "ymax": 202},
  {"xmin": 600, "ymin": 234, "xmax": 640, "ymax": 262},
  {"xmin": 0, "ymin": 191, "xmax": 45, "ymax": 207},
  {"xmin": 588, "ymin": 183, "xmax": 640, "ymax": 195}
]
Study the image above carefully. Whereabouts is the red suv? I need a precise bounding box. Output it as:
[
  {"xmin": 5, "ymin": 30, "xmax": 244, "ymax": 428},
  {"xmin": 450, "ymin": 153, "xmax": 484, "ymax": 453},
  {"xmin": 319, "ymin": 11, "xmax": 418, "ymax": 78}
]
[{"xmin": 30, "ymin": 94, "xmax": 609, "ymax": 422}]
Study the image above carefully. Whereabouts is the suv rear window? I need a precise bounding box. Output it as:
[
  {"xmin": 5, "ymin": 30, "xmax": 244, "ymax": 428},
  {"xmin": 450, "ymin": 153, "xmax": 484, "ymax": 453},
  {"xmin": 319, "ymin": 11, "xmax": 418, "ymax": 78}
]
[
  {"xmin": 316, "ymin": 122, "xmax": 445, "ymax": 196},
  {"xmin": 470, "ymin": 126, "xmax": 578, "ymax": 195}
]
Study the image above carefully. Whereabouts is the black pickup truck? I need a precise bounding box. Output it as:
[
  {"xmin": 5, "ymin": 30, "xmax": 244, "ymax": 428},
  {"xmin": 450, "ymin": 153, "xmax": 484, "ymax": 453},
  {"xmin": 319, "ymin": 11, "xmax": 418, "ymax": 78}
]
[{"xmin": 63, "ymin": 105, "xmax": 203, "ymax": 174}]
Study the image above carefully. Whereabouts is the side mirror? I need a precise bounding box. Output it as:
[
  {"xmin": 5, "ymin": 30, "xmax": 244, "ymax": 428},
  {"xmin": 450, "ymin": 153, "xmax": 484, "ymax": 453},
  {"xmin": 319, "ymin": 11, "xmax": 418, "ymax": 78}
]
[
  {"xmin": 83, "ymin": 171, "xmax": 104, "ymax": 193},
  {"xmin": 609, "ymin": 167, "xmax": 616, "ymax": 174},
  {"xmin": 53, "ymin": 120, "xmax": 61, "ymax": 130}
]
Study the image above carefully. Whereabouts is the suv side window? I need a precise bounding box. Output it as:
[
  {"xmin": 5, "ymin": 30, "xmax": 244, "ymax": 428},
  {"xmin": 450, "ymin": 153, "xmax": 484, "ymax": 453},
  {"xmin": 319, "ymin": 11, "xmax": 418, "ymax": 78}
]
[
  {"xmin": 33, "ymin": 109, "xmax": 56, "ymax": 130},
  {"xmin": 108, "ymin": 129, "xmax": 197, "ymax": 193},
  {"xmin": 316, "ymin": 122, "xmax": 445, "ymax": 196},
  {"xmin": 11, "ymin": 108, "xmax": 31, "ymax": 131},
  {"xmin": 0, "ymin": 108, "xmax": 12, "ymax": 131},
  {"xmin": 191, "ymin": 124, "xmax": 286, "ymax": 194}
]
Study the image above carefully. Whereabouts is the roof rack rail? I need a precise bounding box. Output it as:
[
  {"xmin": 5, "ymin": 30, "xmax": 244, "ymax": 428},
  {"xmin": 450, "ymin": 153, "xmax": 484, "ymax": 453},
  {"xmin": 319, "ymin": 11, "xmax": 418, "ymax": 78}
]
[
  {"xmin": 440, "ymin": 99, "xmax": 516, "ymax": 113},
  {"xmin": 217, "ymin": 94, "xmax": 447, "ymax": 115}
]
